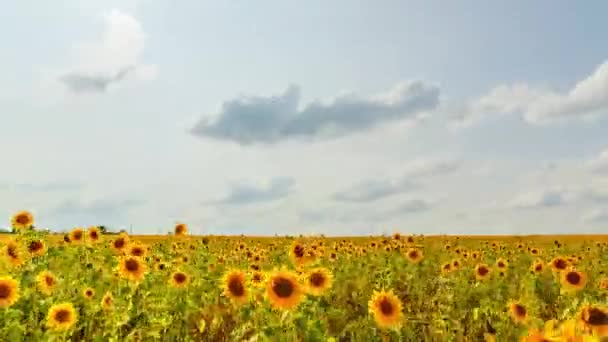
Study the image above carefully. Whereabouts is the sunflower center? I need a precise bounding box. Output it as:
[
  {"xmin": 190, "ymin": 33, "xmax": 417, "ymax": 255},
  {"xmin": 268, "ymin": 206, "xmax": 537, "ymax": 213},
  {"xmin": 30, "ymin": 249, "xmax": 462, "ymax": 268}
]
[
  {"xmin": 7, "ymin": 246, "xmax": 18, "ymax": 259},
  {"xmin": 228, "ymin": 276, "xmax": 245, "ymax": 296},
  {"xmin": 293, "ymin": 245, "xmax": 305, "ymax": 258},
  {"xmin": 73, "ymin": 231, "xmax": 82, "ymax": 240},
  {"xmin": 310, "ymin": 272, "xmax": 326, "ymax": 287},
  {"xmin": 45, "ymin": 276, "xmax": 55, "ymax": 287},
  {"xmin": 174, "ymin": 273, "xmax": 187, "ymax": 283},
  {"xmin": 585, "ymin": 308, "xmax": 608, "ymax": 326},
  {"xmin": 272, "ymin": 277, "xmax": 294, "ymax": 298},
  {"xmin": 514, "ymin": 304, "xmax": 526, "ymax": 317},
  {"xmin": 86, "ymin": 290, "xmax": 93, "ymax": 296},
  {"xmin": 554, "ymin": 259, "xmax": 567, "ymax": 269},
  {"xmin": 29, "ymin": 240, "xmax": 43, "ymax": 253},
  {"xmin": 54, "ymin": 309, "xmax": 71, "ymax": 323},
  {"xmin": 90, "ymin": 231, "xmax": 98, "ymax": 239},
  {"xmin": 379, "ymin": 297, "xmax": 394, "ymax": 315},
  {"xmin": 566, "ymin": 272, "xmax": 581, "ymax": 285},
  {"xmin": 15, "ymin": 214, "xmax": 30, "ymax": 225},
  {"xmin": 497, "ymin": 262, "xmax": 505, "ymax": 268},
  {"xmin": 535, "ymin": 264, "xmax": 542, "ymax": 272},
  {"xmin": 131, "ymin": 248, "xmax": 144, "ymax": 256},
  {"xmin": 125, "ymin": 259, "xmax": 139, "ymax": 272},
  {"xmin": 477, "ymin": 266, "xmax": 489, "ymax": 276},
  {"xmin": 0, "ymin": 284, "xmax": 11, "ymax": 299},
  {"xmin": 408, "ymin": 251, "xmax": 418, "ymax": 259},
  {"xmin": 114, "ymin": 238, "xmax": 125, "ymax": 248}
]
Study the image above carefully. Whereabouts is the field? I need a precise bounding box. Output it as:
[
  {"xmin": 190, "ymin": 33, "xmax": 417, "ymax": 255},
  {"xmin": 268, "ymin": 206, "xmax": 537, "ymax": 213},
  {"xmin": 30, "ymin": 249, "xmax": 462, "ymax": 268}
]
[{"xmin": 2, "ymin": 215, "xmax": 608, "ymax": 341}]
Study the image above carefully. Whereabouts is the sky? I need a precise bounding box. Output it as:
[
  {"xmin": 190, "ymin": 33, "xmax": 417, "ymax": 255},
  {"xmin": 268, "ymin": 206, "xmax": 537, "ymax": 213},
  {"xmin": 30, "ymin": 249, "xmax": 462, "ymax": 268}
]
[{"xmin": 2, "ymin": 1, "xmax": 608, "ymax": 235}]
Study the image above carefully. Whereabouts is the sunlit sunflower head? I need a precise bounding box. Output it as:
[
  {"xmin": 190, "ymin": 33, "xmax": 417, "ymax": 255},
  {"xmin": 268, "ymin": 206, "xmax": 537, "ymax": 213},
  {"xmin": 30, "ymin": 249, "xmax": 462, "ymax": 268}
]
[
  {"xmin": 530, "ymin": 260, "xmax": 544, "ymax": 275},
  {"xmin": 111, "ymin": 233, "xmax": 130, "ymax": 254},
  {"xmin": 36, "ymin": 271, "xmax": 58, "ymax": 295},
  {"xmin": 265, "ymin": 269, "xmax": 304, "ymax": 310},
  {"xmin": 175, "ymin": 223, "xmax": 188, "ymax": 236},
  {"xmin": 441, "ymin": 262, "xmax": 453, "ymax": 274},
  {"xmin": 169, "ymin": 271, "xmax": 190, "ymax": 288},
  {"xmin": 250, "ymin": 271, "xmax": 266, "ymax": 288},
  {"xmin": 560, "ymin": 268, "xmax": 587, "ymax": 291},
  {"xmin": 475, "ymin": 264, "xmax": 492, "ymax": 281},
  {"xmin": 128, "ymin": 243, "xmax": 147, "ymax": 258},
  {"xmin": 598, "ymin": 278, "xmax": 608, "ymax": 290},
  {"xmin": 368, "ymin": 289, "xmax": 403, "ymax": 330},
  {"xmin": 82, "ymin": 287, "xmax": 95, "ymax": 300},
  {"xmin": 118, "ymin": 256, "xmax": 147, "ymax": 283},
  {"xmin": 289, "ymin": 241, "xmax": 308, "ymax": 265},
  {"xmin": 579, "ymin": 305, "xmax": 608, "ymax": 336},
  {"xmin": 0, "ymin": 276, "xmax": 20, "ymax": 308},
  {"xmin": 11, "ymin": 210, "xmax": 34, "ymax": 231},
  {"xmin": 87, "ymin": 226, "xmax": 101, "ymax": 244},
  {"xmin": 451, "ymin": 259, "xmax": 461, "ymax": 270},
  {"xmin": 47, "ymin": 303, "xmax": 77, "ymax": 332},
  {"xmin": 27, "ymin": 239, "xmax": 46, "ymax": 257},
  {"xmin": 550, "ymin": 256, "xmax": 569, "ymax": 272},
  {"xmin": 101, "ymin": 292, "xmax": 114, "ymax": 311},
  {"xmin": 3, "ymin": 240, "xmax": 24, "ymax": 267},
  {"xmin": 405, "ymin": 248, "xmax": 423, "ymax": 264},
  {"xmin": 507, "ymin": 300, "xmax": 528, "ymax": 324},
  {"xmin": 69, "ymin": 227, "xmax": 84, "ymax": 243},
  {"xmin": 222, "ymin": 269, "xmax": 248, "ymax": 305},
  {"xmin": 495, "ymin": 258, "xmax": 508, "ymax": 269},
  {"xmin": 305, "ymin": 268, "xmax": 333, "ymax": 296}
]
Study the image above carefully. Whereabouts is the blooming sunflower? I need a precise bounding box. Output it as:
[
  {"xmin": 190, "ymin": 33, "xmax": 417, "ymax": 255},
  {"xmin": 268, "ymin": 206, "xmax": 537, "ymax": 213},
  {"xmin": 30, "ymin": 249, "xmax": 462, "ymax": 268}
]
[
  {"xmin": 86, "ymin": 226, "xmax": 101, "ymax": 244},
  {"xmin": 101, "ymin": 292, "xmax": 114, "ymax": 311},
  {"xmin": 128, "ymin": 243, "xmax": 147, "ymax": 258},
  {"xmin": 11, "ymin": 211, "xmax": 34, "ymax": 231},
  {"xmin": 0, "ymin": 276, "xmax": 20, "ymax": 308},
  {"xmin": 111, "ymin": 233, "xmax": 130, "ymax": 254},
  {"xmin": 27, "ymin": 239, "xmax": 46, "ymax": 257},
  {"xmin": 118, "ymin": 256, "xmax": 147, "ymax": 283},
  {"xmin": 265, "ymin": 269, "xmax": 304, "ymax": 310},
  {"xmin": 46, "ymin": 303, "xmax": 77, "ymax": 331},
  {"xmin": 561, "ymin": 268, "xmax": 587, "ymax": 292},
  {"xmin": 175, "ymin": 223, "xmax": 188, "ymax": 236},
  {"xmin": 222, "ymin": 269, "xmax": 248, "ymax": 305},
  {"xmin": 82, "ymin": 287, "xmax": 95, "ymax": 300},
  {"xmin": 3, "ymin": 240, "xmax": 24, "ymax": 267},
  {"xmin": 475, "ymin": 264, "xmax": 492, "ymax": 281},
  {"xmin": 405, "ymin": 248, "xmax": 423, "ymax": 264},
  {"xmin": 530, "ymin": 260, "xmax": 544, "ymax": 275},
  {"xmin": 169, "ymin": 271, "xmax": 190, "ymax": 288},
  {"xmin": 495, "ymin": 258, "xmax": 508, "ymax": 270},
  {"xmin": 550, "ymin": 256, "xmax": 569, "ymax": 272},
  {"xmin": 368, "ymin": 289, "xmax": 403, "ymax": 330},
  {"xmin": 36, "ymin": 271, "xmax": 58, "ymax": 295},
  {"xmin": 69, "ymin": 227, "xmax": 84, "ymax": 243},
  {"xmin": 507, "ymin": 300, "xmax": 528, "ymax": 324},
  {"xmin": 250, "ymin": 271, "xmax": 266, "ymax": 288},
  {"xmin": 579, "ymin": 305, "xmax": 608, "ymax": 337},
  {"xmin": 305, "ymin": 268, "xmax": 333, "ymax": 296}
]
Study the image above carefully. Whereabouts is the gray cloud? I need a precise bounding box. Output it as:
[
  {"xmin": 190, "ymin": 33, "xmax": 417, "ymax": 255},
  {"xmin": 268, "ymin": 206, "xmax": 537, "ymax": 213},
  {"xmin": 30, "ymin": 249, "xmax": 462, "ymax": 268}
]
[
  {"xmin": 510, "ymin": 189, "xmax": 570, "ymax": 209},
  {"xmin": 45, "ymin": 198, "xmax": 144, "ymax": 231},
  {"xmin": 190, "ymin": 81, "xmax": 440, "ymax": 144},
  {"xmin": 582, "ymin": 209, "xmax": 608, "ymax": 223},
  {"xmin": 300, "ymin": 199, "xmax": 432, "ymax": 224},
  {"xmin": 0, "ymin": 180, "xmax": 83, "ymax": 192},
  {"xmin": 588, "ymin": 148, "xmax": 608, "ymax": 174},
  {"xmin": 206, "ymin": 177, "xmax": 295, "ymax": 206},
  {"xmin": 59, "ymin": 65, "xmax": 135, "ymax": 93},
  {"xmin": 332, "ymin": 179, "xmax": 420, "ymax": 203}
]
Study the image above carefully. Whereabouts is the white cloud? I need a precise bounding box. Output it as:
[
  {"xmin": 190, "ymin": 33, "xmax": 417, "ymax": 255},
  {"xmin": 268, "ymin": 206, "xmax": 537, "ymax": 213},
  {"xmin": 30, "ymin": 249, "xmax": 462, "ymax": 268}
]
[
  {"xmin": 509, "ymin": 188, "xmax": 575, "ymax": 209},
  {"xmin": 455, "ymin": 60, "xmax": 608, "ymax": 125},
  {"xmin": 58, "ymin": 9, "xmax": 157, "ymax": 93},
  {"xmin": 588, "ymin": 148, "xmax": 608, "ymax": 174},
  {"xmin": 582, "ymin": 208, "xmax": 608, "ymax": 223}
]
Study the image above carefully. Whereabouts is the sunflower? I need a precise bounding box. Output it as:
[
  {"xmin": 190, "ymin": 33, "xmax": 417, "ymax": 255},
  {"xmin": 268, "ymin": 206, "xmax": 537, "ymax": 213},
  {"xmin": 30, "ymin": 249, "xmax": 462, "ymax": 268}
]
[
  {"xmin": 451, "ymin": 259, "xmax": 461, "ymax": 270},
  {"xmin": 27, "ymin": 239, "xmax": 46, "ymax": 257},
  {"xmin": 265, "ymin": 269, "xmax": 304, "ymax": 310},
  {"xmin": 289, "ymin": 241, "xmax": 309, "ymax": 266},
  {"xmin": 507, "ymin": 300, "xmax": 528, "ymax": 324},
  {"xmin": 46, "ymin": 303, "xmax": 77, "ymax": 331},
  {"xmin": 598, "ymin": 278, "xmax": 608, "ymax": 290},
  {"xmin": 101, "ymin": 292, "xmax": 114, "ymax": 311},
  {"xmin": 305, "ymin": 268, "xmax": 333, "ymax": 296},
  {"xmin": 550, "ymin": 256, "xmax": 569, "ymax": 272},
  {"xmin": 475, "ymin": 264, "xmax": 492, "ymax": 281},
  {"xmin": 111, "ymin": 233, "xmax": 130, "ymax": 254},
  {"xmin": 560, "ymin": 269, "xmax": 587, "ymax": 291},
  {"xmin": 69, "ymin": 227, "xmax": 84, "ymax": 243},
  {"xmin": 405, "ymin": 248, "xmax": 423, "ymax": 264},
  {"xmin": 169, "ymin": 271, "xmax": 190, "ymax": 288},
  {"xmin": 495, "ymin": 258, "xmax": 508, "ymax": 270},
  {"xmin": 155, "ymin": 262, "xmax": 168, "ymax": 272},
  {"xmin": 579, "ymin": 305, "xmax": 608, "ymax": 337},
  {"xmin": 175, "ymin": 223, "xmax": 188, "ymax": 236},
  {"xmin": 0, "ymin": 276, "xmax": 20, "ymax": 308},
  {"xmin": 87, "ymin": 226, "xmax": 101, "ymax": 244},
  {"xmin": 11, "ymin": 211, "xmax": 34, "ymax": 231},
  {"xmin": 368, "ymin": 290, "xmax": 403, "ymax": 329},
  {"xmin": 128, "ymin": 244, "xmax": 147, "ymax": 258},
  {"xmin": 222, "ymin": 270, "xmax": 248, "ymax": 305},
  {"xmin": 36, "ymin": 271, "xmax": 58, "ymax": 295},
  {"xmin": 530, "ymin": 260, "xmax": 544, "ymax": 275},
  {"xmin": 82, "ymin": 287, "xmax": 95, "ymax": 300},
  {"xmin": 3, "ymin": 240, "xmax": 24, "ymax": 267},
  {"xmin": 250, "ymin": 271, "xmax": 266, "ymax": 288},
  {"xmin": 118, "ymin": 256, "xmax": 147, "ymax": 283},
  {"xmin": 441, "ymin": 262, "xmax": 453, "ymax": 274}
]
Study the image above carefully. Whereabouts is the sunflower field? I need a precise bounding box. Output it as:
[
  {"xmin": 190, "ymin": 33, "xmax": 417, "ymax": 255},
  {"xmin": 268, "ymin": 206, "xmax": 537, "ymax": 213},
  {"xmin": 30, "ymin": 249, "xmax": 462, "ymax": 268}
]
[{"xmin": 2, "ymin": 211, "xmax": 608, "ymax": 341}]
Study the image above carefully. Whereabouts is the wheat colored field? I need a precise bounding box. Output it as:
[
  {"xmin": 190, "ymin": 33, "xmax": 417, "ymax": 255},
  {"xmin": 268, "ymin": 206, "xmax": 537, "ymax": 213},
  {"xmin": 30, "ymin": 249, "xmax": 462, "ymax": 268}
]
[{"xmin": 2, "ymin": 211, "xmax": 608, "ymax": 341}]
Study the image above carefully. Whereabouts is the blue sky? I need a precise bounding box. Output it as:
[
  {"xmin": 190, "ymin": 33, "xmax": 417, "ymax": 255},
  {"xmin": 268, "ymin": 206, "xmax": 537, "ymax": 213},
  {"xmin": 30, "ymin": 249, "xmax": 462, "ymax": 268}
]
[{"xmin": 2, "ymin": 1, "xmax": 608, "ymax": 235}]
